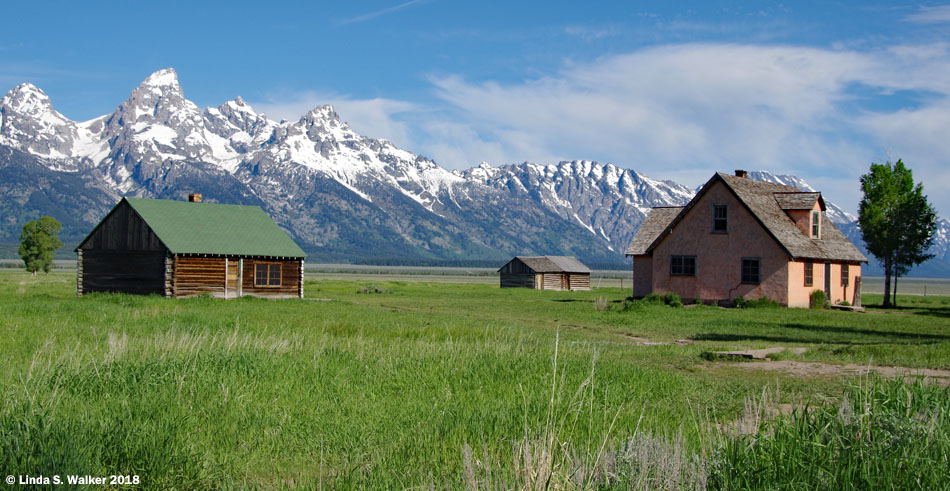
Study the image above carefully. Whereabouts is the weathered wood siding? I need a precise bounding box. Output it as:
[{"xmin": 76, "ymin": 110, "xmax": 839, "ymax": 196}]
[
  {"xmin": 173, "ymin": 256, "xmax": 227, "ymax": 297},
  {"xmin": 80, "ymin": 201, "xmax": 164, "ymax": 252},
  {"xmin": 240, "ymin": 258, "xmax": 302, "ymax": 298},
  {"xmin": 568, "ymin": 274, "xmax": 591, "ymax": 291},
  {"xmin": 79, "ymin": 201, "xmax": 167, "ymax": 296},
  {"xmin": 166, "ymin": 256, "xmax": 302, "ymax": 298},
  {"xmin": 500, "ymin": 273, "xmax": 535, "ymax": 288},
  {"xmin": 80, "ymin": 250, "xmax": 166, "ymax": 295},
  {"xmin": 543, "ymin": 273, "xmax": 568, "ymax": 291}
]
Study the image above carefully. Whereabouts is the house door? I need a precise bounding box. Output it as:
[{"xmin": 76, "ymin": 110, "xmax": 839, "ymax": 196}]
[
  {"xmin": 561, "ymin": 275, "xmax": 570, "ymax": 291},
  {"xmin": 225, "ymin": 258, "xmax": 239, "ymax": 298},
  {"xmin": 824, "ymin": 263, "xmax": 832, "ymax": 300}
]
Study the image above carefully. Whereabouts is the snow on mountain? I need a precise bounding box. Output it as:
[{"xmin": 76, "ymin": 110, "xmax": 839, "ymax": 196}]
[
  {"xmin": 458, "ymin": 160, "xmax": 694, "ymax": 252},
  {"xmin": 0, "ymin": 83, "xmax": 106, "ymax": 167},
  {"xmin": 2, "ymin": 68, "xmax": 948, "ymax": 272}
]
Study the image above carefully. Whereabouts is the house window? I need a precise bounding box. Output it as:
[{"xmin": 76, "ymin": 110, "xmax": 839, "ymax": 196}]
[
  {"xmin": 254, "ymin": 263, "xmax": 281, "ymax": 287},
  {"xmin": 741, "ymin": 258, "xmax": 760, "ymax": 284},
  {"xmin": 811, "ymin": 211, "xmax": 821, "ymax": 238},
  {"xmin": 712, "ymin": 204, "xmax": 728, "ymax": 233},
  {"xmin": 804, "ymin": 262, "xmax": 813, "ymax": 287},
  {"xmin": 841, "ymin": 264, "xmax": 849, "ymax": 287},
  {"xmin": 670, "ymin": 256, "xmax": 696, "ymax": 276}
]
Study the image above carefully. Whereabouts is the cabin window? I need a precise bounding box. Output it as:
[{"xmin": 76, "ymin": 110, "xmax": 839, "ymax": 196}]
[
  {"xmin": 712, "ymin": 204, "xmax": 728, "ymax": 233},
  {"xmin": 804, "ymin": 262, "xmax": 813, "ymax": 286},
  {"xmin": 255, "ymin": 263, "xmax": 281, "ymax": 287},
  {"xmin": 811, "ymin": 211, "xmax": 821, "ymax": 238},
  {"xmin": 841, "ymin": 264, "xmax": 849, "ymax": 287},
  {"xmin": 670, "ymin": 256, "xmax": 696, "ymax": 276},
  {"xmin": 741, "ymin": 258, "xmax": 760, "ymax": 284}
]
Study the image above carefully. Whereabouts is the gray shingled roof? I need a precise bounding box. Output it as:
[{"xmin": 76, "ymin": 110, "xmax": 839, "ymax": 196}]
[
  {"xmin": 502, "ymin": 256, "xmax": 591, "ymax": 273},
  {"xmin": 624, "ymin": 207, "xmax": 682, "ymax": 255},
  {"xmin": 773, "ymin": 192, "xmax": 824, "ymax": 211},
  {"xmin": 625, "ymin": 173, "xmax": 866, "ymax": 263}
]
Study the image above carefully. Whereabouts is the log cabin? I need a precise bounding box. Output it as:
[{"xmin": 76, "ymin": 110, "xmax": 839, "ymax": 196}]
[
  {"xmin": 498, "ymin": 256, "xmax": 591, "ymax": 291},
  {"xmin": 76, "ymin": 194, "xmax": 306, "ymax": 298}
]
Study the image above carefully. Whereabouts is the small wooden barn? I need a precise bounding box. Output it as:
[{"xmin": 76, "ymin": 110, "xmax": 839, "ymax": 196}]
[
  {"xmin": 76, "ymin": 195, "xmax": 307, "ymax": 298},
  {"xmin": 498, "ymin": 256, "xmax": 591, "ymax": 291}
]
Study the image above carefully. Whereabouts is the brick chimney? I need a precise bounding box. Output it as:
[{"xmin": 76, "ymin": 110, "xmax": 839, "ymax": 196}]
[
  {"xmin": 188, "ymin": 193, "xmax": 202, "ymax": 203},
  {"xmin": 734, "ymin": 169, "xmax": 748, "ymax": 178}
]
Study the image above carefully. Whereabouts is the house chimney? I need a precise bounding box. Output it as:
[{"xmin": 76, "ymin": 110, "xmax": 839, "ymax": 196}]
[
  {"xmin": 188, "ymin": 193, "xmax": 202, "ymax": 203},
  {"xmin": 735, "ymin": 169, "xmax": 748, "ymax": 178}
]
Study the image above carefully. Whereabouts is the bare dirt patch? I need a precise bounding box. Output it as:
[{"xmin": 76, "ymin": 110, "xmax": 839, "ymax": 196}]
[
  {"xmin": 726, "ymin": 360, "xmax": 950, "ymax": 386},
  {"xmin": 713, "ymin": 347, "xmax": 807, "ymax": 360}
]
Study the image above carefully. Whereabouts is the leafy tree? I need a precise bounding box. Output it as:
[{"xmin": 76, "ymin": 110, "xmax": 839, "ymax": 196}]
[
  {"xmin": 18, "ymin": 216, "xmax": 64, "ymax": 276},
  {"xmin": 858, "ymin": 160, "xmax": 937, "ymax": 308}
]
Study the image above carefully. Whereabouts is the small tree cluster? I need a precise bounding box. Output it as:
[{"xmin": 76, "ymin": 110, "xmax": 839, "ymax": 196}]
[{"xmin": 19, "ymin": 216, "xmax": 63, "ymax": 276}]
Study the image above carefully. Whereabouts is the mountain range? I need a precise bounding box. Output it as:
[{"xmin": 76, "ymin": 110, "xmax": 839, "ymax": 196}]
[{"xmin": 1, "ymin": 68, "xmax": 947, "ymax": 274}]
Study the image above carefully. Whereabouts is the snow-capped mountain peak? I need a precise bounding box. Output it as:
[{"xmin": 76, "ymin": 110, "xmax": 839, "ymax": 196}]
[
  {"xmin": 2, "ymin": 83, "xmax": 56, "ymax": 116},
  {"xmin": 0, "ymin": 83, "xmax": 94, "ymax": 161},
  {"xmin": 140, "ymin": 68, "xmax": 181, "ymax": 89}
]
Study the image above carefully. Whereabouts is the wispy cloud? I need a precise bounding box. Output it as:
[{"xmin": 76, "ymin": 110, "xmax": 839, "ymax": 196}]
[
  {"xmin": 420, "ymin": 43, "xmax": 950, "ymax": 213},
  {"xmin": 249, "ymin": 43, "xmax": 950, "ymax": 215},
  {"xmin": 904, "ymin": 4, "xmax": 950, "ymax": 23},
  {"xmin": 247, "ymin": 91, "xmax": 418, "ymax": 148},
  {"xmin": 339, "ymin": 0, "xmax": 429, "ymax": 25}
]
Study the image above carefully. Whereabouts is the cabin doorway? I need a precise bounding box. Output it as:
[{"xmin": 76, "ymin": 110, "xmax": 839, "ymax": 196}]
[
  {"xmin": 225, "ymin": 258, "xmax": 240, "ymax": 298},
  {"xmin": 561, "ymin": 274, "xmax": 570, "ymax": 291}
]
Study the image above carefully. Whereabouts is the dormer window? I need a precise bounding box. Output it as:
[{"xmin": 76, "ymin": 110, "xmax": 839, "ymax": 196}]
[
  {"xmin": 811, "ymin": 211, "xmax": 821, "ymax": 238},
  {"xmin": 712, "ymin": 204, "xmax": 728, "ymax": 233}
]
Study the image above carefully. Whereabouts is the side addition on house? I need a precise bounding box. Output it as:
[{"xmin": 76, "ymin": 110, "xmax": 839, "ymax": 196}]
[
  {"xmin": 625, "ymin": 171, "xmax": 867, "ymax": 307},
  {"xmin": 498, "ymin": 256, "xmax": 591, "ymax": 291},
  {"xmin": 76, "ymin": 194, "xmax": 307, "ymax": 298}
]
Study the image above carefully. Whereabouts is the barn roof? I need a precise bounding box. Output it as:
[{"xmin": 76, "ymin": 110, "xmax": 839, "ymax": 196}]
[
  {"xmin": 500, "ymin": 255, "xmax": 591, "ymax": 273},
  {"xmin": 626, "ymin": 173, "xmax": 866, "ymax": 263},
  {"xmin": 80, "ymin": 198, "xmax": 306, "ymax": 258}
]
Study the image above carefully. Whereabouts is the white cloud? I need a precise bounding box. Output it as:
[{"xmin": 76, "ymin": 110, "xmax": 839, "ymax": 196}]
[
  {"xmin": 248, "ymin": 92, "xmax": 417, "ymax": 148},
  {"xmin": 338, "ymin": 0, "xmax": 429, "ymax": 25},
  {"xmin": 247, "ymin": 42, "xmax": 950, "ymax": 215},
  {"xmin": 424, "ymin": 43, "xmax": 950, "ymax": 214},
  {"xmin": 904, "ymin": 5, "xmax": 950, "ymax": 24}
]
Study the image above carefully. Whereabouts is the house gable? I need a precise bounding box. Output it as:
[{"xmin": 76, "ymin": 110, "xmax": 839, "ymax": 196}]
[{"xmin": 649, "ymin": 178, "xmax": 790, "ymax": 302}]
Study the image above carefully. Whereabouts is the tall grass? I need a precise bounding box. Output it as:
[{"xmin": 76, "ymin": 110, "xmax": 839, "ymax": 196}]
[
  {"xmin": 1, "ymin": 273, "xmax": 949, "ymax": 487},
  {"xmin": 709, "ymin": 375, "xmax": 950, "ymax": 489}
]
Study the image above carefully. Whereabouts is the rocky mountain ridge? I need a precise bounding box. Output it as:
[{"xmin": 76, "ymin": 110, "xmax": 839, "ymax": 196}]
[{"xmin": 1, "ymin": 68, "xmax": 947, "ymax": 274}]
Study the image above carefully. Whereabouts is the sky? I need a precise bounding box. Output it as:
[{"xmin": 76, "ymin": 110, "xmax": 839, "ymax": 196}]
[{"xmin": 2, "ymin": 1, "xmax": 949, "ymax": 216}]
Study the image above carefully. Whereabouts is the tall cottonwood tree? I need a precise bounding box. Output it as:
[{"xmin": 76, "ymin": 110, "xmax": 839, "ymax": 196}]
[{"xmin": 858, "ymin": 160, "xmax": 936, "ymax": 307}]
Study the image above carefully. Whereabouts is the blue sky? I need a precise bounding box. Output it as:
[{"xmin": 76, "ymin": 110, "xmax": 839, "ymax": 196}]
[{"xmin": 2, "ymin": 1, "xmax": 949, "ymax": 216}]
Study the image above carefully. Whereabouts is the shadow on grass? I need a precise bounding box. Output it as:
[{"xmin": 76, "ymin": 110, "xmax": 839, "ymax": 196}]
[
  {"xmin": 780, "ymin": 323, "xmax": 950, "ymax": 342},
  {"xmin": 693, "ymin": 323, "xmax": 950, "ymax": 345},
  {"xmin": 691, "ymin": 333, "xmax": 890, "ymax": 345}
]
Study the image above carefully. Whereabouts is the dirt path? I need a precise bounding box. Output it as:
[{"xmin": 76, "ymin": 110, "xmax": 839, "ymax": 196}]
[{"xmin": 726, "ymin": 360, "xmax": 950, "ymax": 386}]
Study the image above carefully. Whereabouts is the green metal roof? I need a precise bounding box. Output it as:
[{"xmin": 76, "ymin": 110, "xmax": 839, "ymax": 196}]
[{"xmin": 124, "ymin": 198, "xmax": 306, "ymax": 258}]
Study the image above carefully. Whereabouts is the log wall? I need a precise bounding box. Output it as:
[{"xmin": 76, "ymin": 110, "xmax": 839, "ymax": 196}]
[
  {"xmin": 568, "ymin": 274, "xmax": 591, "ymax": 291},
  {"xmin": 500, "ymin": 273, "xmax": 535, "ymax": 288},
  {"xmin": 80, "ymin": 250, "xmax": 166, "ymax": 295},
  {"xmin": 543, "ymin": 273, "xmax": 568, "ymax": 291},
  {"xmin": 173, "ymin": 256, "xmax": 226, "ymax": 297},
  {"xmin": 240, "ymin": 258, "xmax": 301, "ymax": 298}
]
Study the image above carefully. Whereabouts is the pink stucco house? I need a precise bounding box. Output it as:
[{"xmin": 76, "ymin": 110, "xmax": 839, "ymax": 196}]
[{"xmin": 625, "ymin": 170, "xmax": 867, "ymax": 307}]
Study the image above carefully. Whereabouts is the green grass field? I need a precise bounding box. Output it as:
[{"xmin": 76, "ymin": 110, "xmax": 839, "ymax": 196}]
[{"xmin": 1, "ymin": 271, "xmax": 948, "ymax": 488}]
